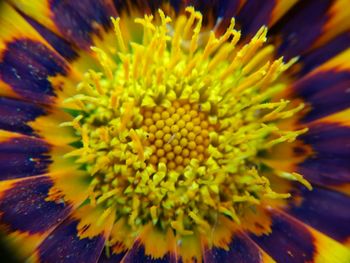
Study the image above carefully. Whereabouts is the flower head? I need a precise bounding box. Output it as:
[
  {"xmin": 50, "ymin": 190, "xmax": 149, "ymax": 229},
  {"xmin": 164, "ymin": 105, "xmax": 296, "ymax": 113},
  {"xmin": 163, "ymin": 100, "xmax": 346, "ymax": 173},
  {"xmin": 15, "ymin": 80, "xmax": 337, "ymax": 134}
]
[{"xmin": 0, "ymin": 1, "xmax": 349, "ymax": 263}]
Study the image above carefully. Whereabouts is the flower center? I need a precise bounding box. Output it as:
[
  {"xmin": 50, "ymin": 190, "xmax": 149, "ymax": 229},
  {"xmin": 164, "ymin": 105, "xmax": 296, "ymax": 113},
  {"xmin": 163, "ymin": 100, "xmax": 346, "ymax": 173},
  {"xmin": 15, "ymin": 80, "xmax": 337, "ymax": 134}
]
[
  {"xmin": 142, "ymin": 101, "xmax": 212, "ymax": 171},
  {"xmin": 63, "ymin": 7, "xmax": 310, "ymax": 239}
]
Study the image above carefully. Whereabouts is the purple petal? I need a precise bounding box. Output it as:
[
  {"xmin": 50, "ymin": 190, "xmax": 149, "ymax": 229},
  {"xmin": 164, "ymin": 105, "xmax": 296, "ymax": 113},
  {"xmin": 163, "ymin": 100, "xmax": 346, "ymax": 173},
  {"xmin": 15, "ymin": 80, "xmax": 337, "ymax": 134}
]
[
  {"xmin": 50, "ymin": 0, "xmax": 116, "ymax": 50},
  {"xmin": 122, "ymin": 240, "xmax": 175, "ymax": 263},
  {"xmin": 98, "ymin": 249, "xmax": 125, "ymax": 263},
  {"xmin": 287, "ymin": 185, "xmax": 350, "ymax": 243},
  {"xmin": 293, "ymin": 70, "xmax": 350, "ymax": 123},
  {"xmin": 0, "ymin": 97, "xmax": 46, "ymax": 136},
  {"xmin": 18, "ymin": 11, "xmax": 79, "ymax": 61},
  {"xmin": 250, "ymin": 210, "xmax": 315, "ymax": 263},
  {"xmin": 0, "ymin": 176, "xmax": 71, "ymax": 234},
  {"xmin": 300, "ymin": 123, "xmax": 350, "ymax": 158},
  {"xmin": 274, "ymin": 0, "xmax": 332, "ymax": 60},
  {"xmin": 0, "ymin": 136, "xmax": 52, "ymax": 181},
  {"xmin": 38, "ymin": 218, "xmax": 105, "ymax": 263},
  {"xmin": 299, "ymin": 157, "xmax": 350, "ymax": 186},
  {"xmin": 216, "ymin": 0, "xmax": 241, "ymax": 19},
  {"xmin": 191, "ymin": 0, "xmax": 242, "ymax": 27},
  {"xmin": 0, "ymin": 39, "xmax": 68, "ymax": 103},
  {"xmin": 236, "ymin": 0, "xmax": 275, "ymax": 36},
  {"xmin": 299, "ymin": 32, "xmax": 350, "ymax": 76},
  {"xmin": 298, "ymin": 123, "xmax": 350, "ymax": 186},
  {"xmin": 204, "ymin": 232, "xmax": 263, "ymax": 263}
]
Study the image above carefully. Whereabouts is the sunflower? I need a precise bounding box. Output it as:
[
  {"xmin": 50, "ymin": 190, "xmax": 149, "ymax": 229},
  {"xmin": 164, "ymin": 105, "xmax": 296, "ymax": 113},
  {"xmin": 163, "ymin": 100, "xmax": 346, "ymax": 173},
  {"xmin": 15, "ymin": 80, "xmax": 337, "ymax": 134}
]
[{"xmin": 0, "ymin": 0, "xmax": 349, "ymax": 262}]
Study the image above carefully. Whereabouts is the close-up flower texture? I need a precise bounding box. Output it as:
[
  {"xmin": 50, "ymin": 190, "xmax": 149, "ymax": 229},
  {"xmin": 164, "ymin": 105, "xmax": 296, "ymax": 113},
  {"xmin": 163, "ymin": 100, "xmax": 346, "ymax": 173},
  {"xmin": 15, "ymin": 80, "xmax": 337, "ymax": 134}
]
[{"xmin": 0, "ymin": 0, "xmax": 349, "ymax": 262}]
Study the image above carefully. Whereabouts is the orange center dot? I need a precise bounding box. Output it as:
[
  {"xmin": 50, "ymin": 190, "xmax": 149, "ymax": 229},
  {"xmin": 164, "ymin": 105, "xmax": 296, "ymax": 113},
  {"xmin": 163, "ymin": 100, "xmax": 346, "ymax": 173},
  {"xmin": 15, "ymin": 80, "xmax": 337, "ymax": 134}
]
[{"xmin": 142, "ymin": 101, "xmax": 212, "ymax": 171}]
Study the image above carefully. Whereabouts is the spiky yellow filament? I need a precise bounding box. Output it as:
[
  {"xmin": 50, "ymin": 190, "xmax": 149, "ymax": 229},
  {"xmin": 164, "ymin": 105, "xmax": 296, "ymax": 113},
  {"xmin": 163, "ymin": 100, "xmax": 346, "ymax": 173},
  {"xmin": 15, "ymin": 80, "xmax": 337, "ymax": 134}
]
[{"xmin": 63, "ymin": 7, "xmax": 309, "ymax": 241}]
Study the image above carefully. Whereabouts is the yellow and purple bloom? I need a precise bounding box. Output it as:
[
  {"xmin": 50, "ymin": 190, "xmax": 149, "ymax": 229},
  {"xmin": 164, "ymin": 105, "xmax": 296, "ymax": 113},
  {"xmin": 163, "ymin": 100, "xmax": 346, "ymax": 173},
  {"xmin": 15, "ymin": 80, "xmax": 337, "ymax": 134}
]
[{"xmin": 0, "ymin": 0, "xmax": 349, "ymax": 262}]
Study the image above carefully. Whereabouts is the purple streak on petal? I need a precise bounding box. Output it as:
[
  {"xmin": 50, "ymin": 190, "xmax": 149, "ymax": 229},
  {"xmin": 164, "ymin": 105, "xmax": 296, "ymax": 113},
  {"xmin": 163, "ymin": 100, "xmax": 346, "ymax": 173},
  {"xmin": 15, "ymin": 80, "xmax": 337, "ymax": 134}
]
[
  {"xmin": 273, "ymin": 0, "xmax": 332, "ymax": 60},
  {"xmin": 299, "ymin": 158, "xmax": 350, "ymax": 186},
  {"xmin": 18, "ymin": 11, "xmax": 79, "ymax": 61},
  {"xmin": 50, "ymin": 0, "xmax": 115, "ymax": 50},
  {"xmin": 38, "ymin": 218, "xmax": 105, "ymax": 263},
  {"xmin": 0, "ymin": 97, "xmax": 46, "ymax": 136},
  {"xmin": 98, "ymin": 249, "xmax": 126, "ymax": 263},
  {"xmin": 236, "ymin": 0, "xmax": 275, "ymax": 36},
  {"xmin": 287, "ymin": 185, "xmax": 350, "ymax": 243},
  {"xmin": 0, "ymin": 137, "xmax": 52, "ymax": 181},
  {"xmin": 122, "ymin": 240, "xmax": 175, "ymax": 263},
  {"xmin": 297, "ymin": 124, "xmax": 350, "ymax": 185},
  {"xmin": 299, "ymin": 32, "xmax": 350, "ymax": 76},
  {"xmin": 250, "ymin": 211, "xmax": 315, "ymax": 263},
  {"xmin": 300, "ymin": 123, "xmax": 350, "ymax": 158},
  {"xmin": 204, "ymin": 232, "xmax": 262, "ymax": 263},
  {"xmin": 0, "ymin": 39, "xmax": 67, "ymax": 103},
  {"xmin": 293, "ymin": 70, "xmax": 350, "ymax": 122},
  {"xmin": 0, "ymin": 176, "xmax": 71, "ymax": 234}
]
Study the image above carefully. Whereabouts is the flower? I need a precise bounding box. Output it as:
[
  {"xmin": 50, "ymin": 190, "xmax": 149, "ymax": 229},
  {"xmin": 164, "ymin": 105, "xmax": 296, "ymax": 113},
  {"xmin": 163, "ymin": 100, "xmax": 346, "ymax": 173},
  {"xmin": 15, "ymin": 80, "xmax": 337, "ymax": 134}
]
[{"xmin": 0, "ymin": 1, "xmax": 349, "ymax": 262}]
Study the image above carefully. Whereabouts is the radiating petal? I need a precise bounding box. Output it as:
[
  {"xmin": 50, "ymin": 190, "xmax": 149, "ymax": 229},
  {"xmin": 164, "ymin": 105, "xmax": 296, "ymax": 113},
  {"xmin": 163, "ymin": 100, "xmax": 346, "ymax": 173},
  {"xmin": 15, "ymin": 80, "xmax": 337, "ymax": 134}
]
[
  {"xmin": 0, "ymin": 38, "xmax": 68, "ymax": 103},
  {"xmin": 98, "ymin": 248, "xmax": 126, "ymax": 263},
  {"xmin": 203, "ymin": 232, "xmax": 273, "ymax": 263},
  {"xmin": 0, "ymin": 3, "xmax": 73, "ymax": 104},
  {"xmin": 299, "ymin": 32, "xmax": 350, "ymax": 76},
  {"xmin": 250, "ymin": 209, "xmax": 315, "ymax": 263},
  {"xmin": 28, "ymin": 112, "xmax": 78, "ymax": 146},
  {"xmin": 297, "ymin": 122, "xmax": 350, "ymax": 186},
  {"xmin": 50, "ymin": 0, "xmax": 116, "ymax": 49},
  {"xmin": 0, "ymin": 176, "xmax": 71, "ymax": 234},
  {"xmin": 251, "ymin": 209, "xmax": 350, "ymax": 263},
  {"xmin": 18, "ymin": 11, "xmax": 79, "ymax": 61},
  {"xmin": 236, "ymin": 0, "xmax": 277, "ymax": 36},
  {"xmin": 10, "ymin": 0, "xmax": 117, "ymax": 51},
  {"xmin": 0, "ymin": 168, "xmax": 91, "ymax": 258},
  {"xmin": 0, "ymin": 176, "xmax": 73, "ymax": 259},
  {"xmin": 36, "ymin": 204, "xmax": 116, "ymax": 263},
  {"xmin": 0, "ymin": 133, "xmax": 52, "ymax": 181},
  {"xmin": 287, "ymin": 185, "xmax": 350, "ymax": 245},
  {"xmin": 312, "ymin": 0, "xmax": 350, "ymax": 49},
  {"xmin": 291, "ymin": 49, "xmax": 350, "ymax": 123},
  {"xmin": 0, "ymin": 129, "xmax": 80, "ymax": 181},
  {"xmin": 37, "ymin": 217, "xmax": 105, "ymax": 263},
  {"xmin": 297, "ymin": 70, "xmax": 350, "ymax": 122},
  {"xmin": 122, "ymin": 240, "xmax": 175, "ymax": 263},
  {"xmin": 274, "ymin": 0, "xmax": 349, "ymax": 60},
  {"xmin": 0, "ymin": 97, "xmax": 46, "ymax": 136}
]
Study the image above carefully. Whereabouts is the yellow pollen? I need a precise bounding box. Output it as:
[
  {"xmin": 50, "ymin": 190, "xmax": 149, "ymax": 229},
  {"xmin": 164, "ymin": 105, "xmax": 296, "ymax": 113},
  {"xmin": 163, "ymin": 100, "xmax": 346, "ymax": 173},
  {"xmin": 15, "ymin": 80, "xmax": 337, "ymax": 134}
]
[{"xmin": 64, "ymin": 7, "xmax": 310, "ymax": 244}]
